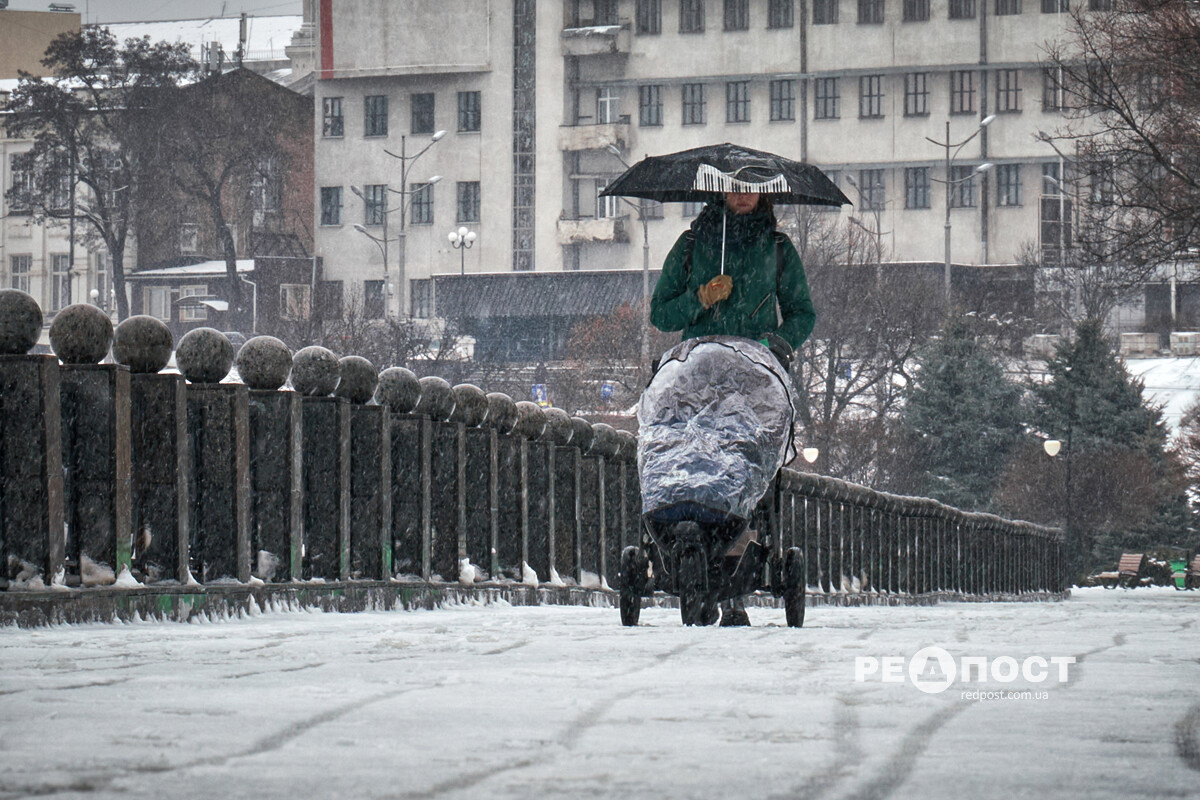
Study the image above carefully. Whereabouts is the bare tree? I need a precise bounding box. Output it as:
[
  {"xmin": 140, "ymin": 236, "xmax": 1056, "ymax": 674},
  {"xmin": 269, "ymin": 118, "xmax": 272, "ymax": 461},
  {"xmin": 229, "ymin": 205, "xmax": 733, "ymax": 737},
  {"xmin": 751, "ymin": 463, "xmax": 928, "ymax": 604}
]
[
  {"xmin": 4, "ymin": 28, "xmax": 194, "ymax": 319},
  {"xmin": 1041, "ymin": 0, "xmax": 1200, "ymax": 321}
]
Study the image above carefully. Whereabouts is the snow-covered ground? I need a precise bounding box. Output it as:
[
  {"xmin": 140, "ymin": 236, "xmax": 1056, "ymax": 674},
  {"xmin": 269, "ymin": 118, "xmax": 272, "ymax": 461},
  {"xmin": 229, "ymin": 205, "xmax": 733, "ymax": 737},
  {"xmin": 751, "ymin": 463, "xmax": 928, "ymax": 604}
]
[
  {"xmin": 1126, "ymin": 356, "xmax": 1200, "ymax": 432},
  {"xmin": 1, "ymin": 589, "xmax": 1196, "ymax": 799}
]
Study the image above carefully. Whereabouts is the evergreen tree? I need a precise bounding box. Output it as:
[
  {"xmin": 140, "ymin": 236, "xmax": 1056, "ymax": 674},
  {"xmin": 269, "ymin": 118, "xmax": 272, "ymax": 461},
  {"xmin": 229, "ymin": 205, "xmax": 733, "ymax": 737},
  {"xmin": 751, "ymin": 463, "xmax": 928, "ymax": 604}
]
[{"xmin": 900, "ymin": 317, "xmax": 1024, "ymax": 511}]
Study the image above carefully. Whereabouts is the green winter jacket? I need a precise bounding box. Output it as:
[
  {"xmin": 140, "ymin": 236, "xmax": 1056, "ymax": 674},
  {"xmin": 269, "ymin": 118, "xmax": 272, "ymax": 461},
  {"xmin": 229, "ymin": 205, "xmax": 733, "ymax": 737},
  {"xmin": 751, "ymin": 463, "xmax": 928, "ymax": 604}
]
[{"xmin": 650, "ymin": 203, "xmax": 816, "ymax": 350}]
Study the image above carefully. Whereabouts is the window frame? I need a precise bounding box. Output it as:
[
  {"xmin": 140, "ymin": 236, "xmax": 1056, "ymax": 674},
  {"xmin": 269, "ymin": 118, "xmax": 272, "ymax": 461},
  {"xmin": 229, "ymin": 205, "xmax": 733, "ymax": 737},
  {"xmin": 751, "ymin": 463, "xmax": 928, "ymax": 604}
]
[
  {"xmin": 363, "ymin": 94, "xmax": 388, "ymax": 137},
  {"xmin": 279, "ymin": 284, "xmax": 312, "ymax": 321},
  {"xmin": 410, "ymin": 92, "xmax": 435, "ymax": 135},
  {"xmin": 364, "ymin": 184, "xmax": 387, "ymax": 226},
  {"xmin": 996, "ymin": 68, "xmax": 1022, "ymax": 113},
  {"xmin": 724, "ymin": 0, "xmax": 750, "ymax": 29},
  {"xmin": 903, "ymin": 0, "xmax": 930, "ymax": 21},
  {"xmin": 859, "ymin": 168, "xmax": 886, "ymax": 211},
  {"xmin": 859, "ymin": 74, "xmax": 885, "ymax": 119},
  {"xmin": 950, "ymin": 70, "xmax": 977, "ymax": 115},
  {"xmin": 994, "ymin": 0, "xmax": 1021, "ymax": 14},
  {"xmin": 814, "ymin": 77, "xmax": 841, "ymax": 120},
  {"xmin": 636, "ymin": 0, "xmax": 662, "ymax": 33},
  {"xmin": 179, "ymin": 283, "xmax": 209, "ymax": 322},
  {"xmin": 949, "ymin": 165, "xmax": 977, "ymax": 208},
  {"xmin": 948, "ymin": 0, "xmax": 976, "ymax": 17},
  {"xmin": 858, "ymin": 0, "xmax": 884, "ymax": 24},
  {"xmin": 680, "ymin": 0, "xmax": 706, "ymax": 32},
  {"xmin": 996, "ymin": 163, "xmax": 1023, "ymax": 207},
  {"xmin": 768, "ymin": 0, "xmax": 795, "ymax": 26},
  {"xmin": 769, "ymin": 79, "xmax": 796, "ymax": 121},
  {"xmin": 812, "ymin": 0, "xmax": 838, "ymax": 23},
  {"xmin": 904, "ymin": 72, "xmax": 930, "ymax": 116},
  {"xmin": 639, "ymin": 84, "xmax": 663, "ymax": 126},
  {"xmin": 320, "ymin": 186, "xmax": 344, "ymax": 226},
  {"xmin": 457, "ymin": 91, "xmax": 481, "ymax": 132},
  {"xmin": 456, "ymin": 181, "xmax": 481, "ymax": 224},
  {"xmin": 322, "ymin": 96, "xmax": 344, "ymax": 137},
  {"xmin": 681, "ymin": 83, "xmax": 707, "ymax": 125},
  {"xmin": 725, "ymin": 80, "xmax": 751, "ymax": 123},
  {"xmin": 905, "ymin": 167, "xmax": 931, "ymax": 209},
  {"xmin": 410, "ymin": 182, "xmax": 435, "ymax": 225}
]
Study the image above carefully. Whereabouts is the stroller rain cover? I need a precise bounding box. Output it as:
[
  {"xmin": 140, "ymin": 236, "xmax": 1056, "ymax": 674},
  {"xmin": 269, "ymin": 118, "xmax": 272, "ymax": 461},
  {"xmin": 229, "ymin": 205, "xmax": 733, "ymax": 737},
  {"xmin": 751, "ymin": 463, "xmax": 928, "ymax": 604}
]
[{"xmin": 637, "ymin": 336, "xmax": 799, "ymax": 522}]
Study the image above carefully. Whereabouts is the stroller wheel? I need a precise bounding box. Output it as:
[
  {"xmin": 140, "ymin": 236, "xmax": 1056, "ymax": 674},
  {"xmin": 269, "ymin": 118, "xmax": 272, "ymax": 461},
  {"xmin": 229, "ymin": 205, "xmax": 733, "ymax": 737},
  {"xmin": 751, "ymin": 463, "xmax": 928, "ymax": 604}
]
[{"xmin": 619, "ymin": 546, "xmax": 645, "ymax": 627}]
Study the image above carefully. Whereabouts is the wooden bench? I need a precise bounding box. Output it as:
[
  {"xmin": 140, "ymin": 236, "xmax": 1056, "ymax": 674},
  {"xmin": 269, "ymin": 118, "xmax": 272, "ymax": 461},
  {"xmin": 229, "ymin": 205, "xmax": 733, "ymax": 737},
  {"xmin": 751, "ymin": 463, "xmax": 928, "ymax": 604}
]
[{"xmin": 1118, "ymin": 553, "xmax": 1147, "ymax": 588}]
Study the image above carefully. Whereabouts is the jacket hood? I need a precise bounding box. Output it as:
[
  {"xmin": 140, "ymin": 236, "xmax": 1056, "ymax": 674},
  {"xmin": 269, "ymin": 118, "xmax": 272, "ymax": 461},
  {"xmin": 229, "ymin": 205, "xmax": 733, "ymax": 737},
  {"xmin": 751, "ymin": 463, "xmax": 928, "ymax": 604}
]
[{"xmin": 690, "ymin": 198, "xmax": 778, "ymax": 250}]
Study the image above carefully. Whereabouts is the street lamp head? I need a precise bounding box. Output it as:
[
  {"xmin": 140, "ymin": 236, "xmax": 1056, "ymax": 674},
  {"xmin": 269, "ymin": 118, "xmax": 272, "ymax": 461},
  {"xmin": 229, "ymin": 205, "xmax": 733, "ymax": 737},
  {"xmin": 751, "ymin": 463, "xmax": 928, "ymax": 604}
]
[
  {"xmin": 1044, "ymin": 439, "xmax": 1062, "ymax": 457},
  {"xmin": 845, "ymin": 174, "xmax": 859, "ymax": 188},
  {"xmin": 975, "ymin": 162, "xmax": 994, "ymax": 174},
  {"xmin": 465, "ymin": 231, "xmax": 477, "ymax": 243},
  {"xmin": 980, "ymin": 114, "xmax": 997, "ymax": 127},
  {"xmin": 427, "ymin": 174, "xmax": 443, "ymax": 185},
  {"xmin": 431, "ymin": 130, "xmax": 447, "ymax": 142},
  {"xmin": 448, "ymin": 230, "xmax": 460, "ymax": 244},
  {"xmin": 353, "ymin": 224, "xmax": 368, "ymax": 234},
  {"xmin": 349, "ymin": 185, "xmax": 365, "ymax": 200},
  {"xmin": 802, "ymin": 447, "xmax": 819, "ymax": 464},
  {"xmin": 457, "ymin": 226, "xmax": 469, "ymax": 238}
]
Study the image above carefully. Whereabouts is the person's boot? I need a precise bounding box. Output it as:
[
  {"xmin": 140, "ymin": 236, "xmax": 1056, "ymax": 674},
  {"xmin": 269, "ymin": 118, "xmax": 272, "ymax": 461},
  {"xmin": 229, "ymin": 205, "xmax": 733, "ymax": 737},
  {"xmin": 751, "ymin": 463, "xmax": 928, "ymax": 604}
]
[{"xmin": 719, "ymin": 596, "xmax": 750, "ymax": 627}]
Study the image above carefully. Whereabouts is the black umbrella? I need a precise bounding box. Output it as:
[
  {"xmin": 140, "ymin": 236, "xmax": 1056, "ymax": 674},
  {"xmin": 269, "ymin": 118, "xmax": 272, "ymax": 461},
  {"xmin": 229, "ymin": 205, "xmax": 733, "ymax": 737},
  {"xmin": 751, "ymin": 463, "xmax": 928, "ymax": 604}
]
[{"xmin": 600, "ymin": 143, "xmax": 851, "ymax": 207}]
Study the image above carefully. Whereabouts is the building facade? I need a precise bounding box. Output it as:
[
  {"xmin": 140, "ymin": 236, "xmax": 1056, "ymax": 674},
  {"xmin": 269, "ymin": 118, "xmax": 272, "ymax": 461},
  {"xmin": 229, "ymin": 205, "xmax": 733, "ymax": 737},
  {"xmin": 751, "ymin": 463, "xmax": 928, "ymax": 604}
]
[{"xmin": 313, "ymin": 0, "xmax": 1078, "ymax": 322}]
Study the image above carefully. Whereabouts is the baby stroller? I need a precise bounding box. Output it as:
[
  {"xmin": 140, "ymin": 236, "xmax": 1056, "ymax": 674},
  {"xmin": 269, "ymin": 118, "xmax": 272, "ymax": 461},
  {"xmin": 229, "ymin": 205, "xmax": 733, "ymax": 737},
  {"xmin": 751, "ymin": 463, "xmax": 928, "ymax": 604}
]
[{"xmin": 620, "ymin": 336, "xmax": 807, "ymax": 627}]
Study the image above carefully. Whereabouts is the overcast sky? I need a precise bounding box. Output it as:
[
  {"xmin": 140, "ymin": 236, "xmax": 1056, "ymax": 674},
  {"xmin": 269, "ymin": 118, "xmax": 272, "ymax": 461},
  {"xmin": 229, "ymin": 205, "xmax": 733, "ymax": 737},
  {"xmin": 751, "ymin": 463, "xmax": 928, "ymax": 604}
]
[{"xmin": 5, "ymin": 0, "xmax": 301, "ymax": 24}]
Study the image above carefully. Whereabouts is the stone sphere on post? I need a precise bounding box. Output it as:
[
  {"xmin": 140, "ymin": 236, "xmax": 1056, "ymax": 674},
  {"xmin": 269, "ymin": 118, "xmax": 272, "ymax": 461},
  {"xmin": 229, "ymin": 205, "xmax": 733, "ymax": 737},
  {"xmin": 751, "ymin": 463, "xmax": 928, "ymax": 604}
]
[
  {"xmin": 113, "ymin": 315, "xmax": 174, "ymax": 374},
  {"xmin": 290, "ymin": 345, "xmax": 340, "ymax": 396},
  {"xmin": 542, "ymin": 407, "xmax": 573, "ymax": 446},
  {"xmin": 485, "ymin": 392, "xmax": 518, "ymax": 434},
  {"xmin": 413, "ymin": 375, "xmax": 456, "ymax": 421},
  {"xmin": 0, "ymin": 289, "xmax": 44, "ymax": 355},
  {"xmin": 590, "ymin": 422, "xmax": 621, "ymax": 458},
  {"xmin": 334, "ymin": 355, "xmax": 378, "ymax": 404},
  {"xmin": 616, "ymin": 430, "xmax": 638, "ymax": 463},
  {"xmin": 375, "ymin": 366, "xmax": 422, "ymax": 412},
  {"xmin": 235, "ymin": 335, "xmax": 293, "ymax": 391},
  {"xmin": 48, "ymin": 303, "xmax": 113, "ymax": 364},
  {"xmin": 175, "ymin": 327, "xmax": 234, "ymax": 384},
  {"xmin": 451, "ymin": 384, "xmax": 489, "ymax": 427},
  {"xmin": 569, "ymin": 417, "xmax": 594, "ymax": 453},
  {"xmin": 513, "ymin": 401, "xmax": 546, "ymax": 440}
]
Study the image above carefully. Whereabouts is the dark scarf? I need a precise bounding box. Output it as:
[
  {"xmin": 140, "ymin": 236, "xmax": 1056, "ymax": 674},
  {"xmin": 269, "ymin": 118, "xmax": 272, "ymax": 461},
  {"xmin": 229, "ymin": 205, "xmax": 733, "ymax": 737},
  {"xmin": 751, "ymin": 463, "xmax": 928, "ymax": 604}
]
[{"xmin": 690, "ymin": 198, "xmax": 778, "ymax": 251}]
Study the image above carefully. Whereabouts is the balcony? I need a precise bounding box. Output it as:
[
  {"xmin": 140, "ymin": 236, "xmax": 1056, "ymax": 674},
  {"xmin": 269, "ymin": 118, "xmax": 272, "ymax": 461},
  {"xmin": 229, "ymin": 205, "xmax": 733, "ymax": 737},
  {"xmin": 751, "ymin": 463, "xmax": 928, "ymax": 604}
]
[
  {"xmin": 557, "ymin": 216, "xmax": 629, "ymax": 245},
  {"xmin": 560, "ymin": 21, "xmax": 631, "ymax": 56},
  {"xmin": 559, "ymin": 120, "xmax": 630, "ymax": 152}
]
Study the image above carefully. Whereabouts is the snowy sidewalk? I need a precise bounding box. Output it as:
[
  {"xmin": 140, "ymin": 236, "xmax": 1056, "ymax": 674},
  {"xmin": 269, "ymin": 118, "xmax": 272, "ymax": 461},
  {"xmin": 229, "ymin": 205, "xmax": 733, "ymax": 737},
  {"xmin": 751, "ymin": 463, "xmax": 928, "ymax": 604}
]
[{"xmin": 1, "ymin": 588, "xmax": 1196, "ymax": 799}]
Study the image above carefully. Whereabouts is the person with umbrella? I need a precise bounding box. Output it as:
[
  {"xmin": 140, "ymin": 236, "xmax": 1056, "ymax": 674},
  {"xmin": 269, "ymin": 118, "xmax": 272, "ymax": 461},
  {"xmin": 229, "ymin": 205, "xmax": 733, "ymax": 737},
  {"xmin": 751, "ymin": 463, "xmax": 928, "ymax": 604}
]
[{"xmin": 604, "ymin": 145, "xmax": 847, "ymax": 627}]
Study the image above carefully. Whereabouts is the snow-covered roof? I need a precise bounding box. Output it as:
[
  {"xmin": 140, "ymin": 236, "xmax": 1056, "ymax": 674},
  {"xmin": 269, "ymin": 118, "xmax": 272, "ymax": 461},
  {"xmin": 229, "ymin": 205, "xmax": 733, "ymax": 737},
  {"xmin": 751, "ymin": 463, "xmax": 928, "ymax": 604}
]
[
  {"xmin": 127, "ymin": 259, "xmax": 255, "ymax": 279},
  {"xmin": 104, "ymin": 16, "xmax": 302, "ymax": 64}
]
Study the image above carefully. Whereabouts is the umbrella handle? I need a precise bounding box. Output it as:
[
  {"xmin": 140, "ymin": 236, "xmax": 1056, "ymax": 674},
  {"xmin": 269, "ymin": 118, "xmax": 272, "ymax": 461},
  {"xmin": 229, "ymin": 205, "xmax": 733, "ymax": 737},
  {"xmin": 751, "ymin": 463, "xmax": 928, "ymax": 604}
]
[{"xmin": 720, "ymin": 209, "xmax": 726, "ymax": 276}]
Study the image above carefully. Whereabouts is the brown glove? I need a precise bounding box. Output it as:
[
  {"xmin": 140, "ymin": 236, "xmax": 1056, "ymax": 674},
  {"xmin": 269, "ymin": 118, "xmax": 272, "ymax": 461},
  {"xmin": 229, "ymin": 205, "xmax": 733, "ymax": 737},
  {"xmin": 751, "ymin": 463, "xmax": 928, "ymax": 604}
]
[{"xmin": 697, "ymin": 275, "xmax": 733, "ymax": 309}]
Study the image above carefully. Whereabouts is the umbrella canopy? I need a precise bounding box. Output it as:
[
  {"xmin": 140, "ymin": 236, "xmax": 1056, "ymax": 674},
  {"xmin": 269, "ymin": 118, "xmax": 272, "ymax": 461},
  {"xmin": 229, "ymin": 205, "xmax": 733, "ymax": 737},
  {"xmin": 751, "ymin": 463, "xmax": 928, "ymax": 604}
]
[{"xmin": 600, "ymin": 143, "xmax": 852, "ymax": 206}]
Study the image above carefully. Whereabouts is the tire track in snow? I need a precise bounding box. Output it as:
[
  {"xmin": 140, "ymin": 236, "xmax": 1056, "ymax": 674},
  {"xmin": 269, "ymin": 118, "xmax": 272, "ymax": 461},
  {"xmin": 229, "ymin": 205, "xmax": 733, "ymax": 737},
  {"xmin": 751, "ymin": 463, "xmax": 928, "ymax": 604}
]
[
  {"xmin": 837, "ymin": 701, "xmax": 971, "ymax": 800},
  {"xmin": 770, "ymin": 696, "xmax": 863, "ymax": 800}
]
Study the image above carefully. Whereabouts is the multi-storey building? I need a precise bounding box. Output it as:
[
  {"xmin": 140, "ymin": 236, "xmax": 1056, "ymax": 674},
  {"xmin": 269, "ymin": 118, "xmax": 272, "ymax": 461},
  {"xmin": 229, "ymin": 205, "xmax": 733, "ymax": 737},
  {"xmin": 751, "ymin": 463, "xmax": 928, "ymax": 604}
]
[{"xmin": 314, "ymin": 0, "xmax": 1078, "ymax": 331}]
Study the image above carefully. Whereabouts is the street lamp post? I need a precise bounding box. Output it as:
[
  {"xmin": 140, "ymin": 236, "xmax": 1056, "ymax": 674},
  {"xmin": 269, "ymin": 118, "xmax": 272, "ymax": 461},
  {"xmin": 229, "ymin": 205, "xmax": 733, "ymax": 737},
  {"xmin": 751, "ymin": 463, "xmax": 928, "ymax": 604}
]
[
  {"xmin": 448, "ymin": 226, "xmax": 477, "ymax": 275},
  {"xmin": 382, "ymin": 131, "xmax": 446, "ymax": 320},
  {"xmin": 926, "ymin": 115, "xmax": 996, "ymax": 299},
  {"xmin": 606, "ymin": 144, "xmax": 651, "ymax": 371}
]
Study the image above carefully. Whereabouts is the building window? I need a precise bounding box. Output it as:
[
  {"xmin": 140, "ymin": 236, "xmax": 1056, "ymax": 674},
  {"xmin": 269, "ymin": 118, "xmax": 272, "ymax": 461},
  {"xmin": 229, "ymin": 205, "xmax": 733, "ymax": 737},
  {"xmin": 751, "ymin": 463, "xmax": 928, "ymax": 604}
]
[
  {"xmin": 950, "ymin": 70, "xmax": 976, "ymax": 114},
  {"xmin": 94, "ymin": 252, "xmax": 109, "ymax": 310},
  {"xmin": 641, "ymin": 199, "xmax": 664, "ymax": 219},
  {"xmin": 859, "ymin": 169, "xmax": 886, "ymax": 211},
  {"xmin": 769, "ymin": 0, "xmax": 795, "ymax": 26},
  {"xmin": 593, "ymin": 0, "xmax": 619, "ymax": 24},
  {"xmin": 411, "ymin": 93, "xmax": 435, "ymax": 134},
  {"xmin": 457, "ymin": 91, "xmax": 481, "ymax": 132},
  {"xmin": 682, "ymin": 201, "xmax": 705, "ymax": 217},
  {"xmin": 9, "ymin": 255, "xmax": 31, "ymax": 293},
  {"xmin": 950, "ymin": 165, "xmax": 977, "ymax": 207},
  {"xmin": 50, "ymin": 254, "xmax": 70, "ymax": 312},
  {"xmin": 817, "ymin": 170, "xmax": 841, "ymax": 211},
  {"xmin": 597, "ymin": 86, "xmax": 622, "ymax": 124},
  {"xmin": 680, "ymin": 0, "xmax": 705, "ymax": 31},
  {"xmin": 858, "ymin": 0, "xmax": 884, "ymax": 23},
  {"xmin": 726, "ymin": 81, "xmax": 750, "ymax": 123},
  {"xmin": 682, "ymin": 83, "xmax": 707, "ymax": 125},
  {"xmin": 639, "ymin": 85, "xmax": 663, "ymax": 126},
  {"xmin": 770, "ymin": 80, "xmax": 795, "ymax": 121},
  {"xmin": 320, "ymin": 186, "xmax": 343, "ymax": 226},
  {"xmin": 364, "ymin": 280, "xmax": 385, "ymax": 320},
  {"xmin": 1041, "ymin": 0, "xmax": 1067, "ymax": 11},
  {"xmin": 49, "ymin": 152, "xmax": 70, "ymax": 211},
  {"xmin": 996, "ymin": 69, "xmax": 1022, "ymax": 113},
  {"xmin": 280, "ymin": 284, "xmax": 311, "ymax": 321},
  {"xmin": 949, "ymin": 0, "xmax": 976, "ymax": 17},
  {"xmin": 1089, "ymin": 160, "xmax": 1114, "ymax": 205},
  {"xmin": 1089, "ymin": 0, "xmax": 1111, "ymax": 8},
  {"xmin": 636, "ymin": 0, "xmax": 662, "ymax": 33},
  {"xmin": 180, "ymin": 284, "xmax": 208, "ymax": 322},
  {"xmin": 596, "ymin": 179, "xmax": 621, "ymax": 218},
  {"xmin": 8, "ymin": 154, "xmax": 31, "ymax": 215},
  {"xmin": 410, "ymin": 182, "xmax": 434, "ymax": 225},
  {"xmin": 179, "ymin": 223, "xmax": 199, "ymax": 254},
  {"xmin": 1042, "ymin": 68, "xmax": 1066, "ymax": 111},
  {"xmin": 144, "ymin": 287, "xmax": 170, "ymax": 321},
  {"xmin": 814, "ymin": 77, "xmax": 840, "ymax": 120},
  {"xmin": 724, "ymin": 0, "xmax": 749, "ymax": 29},
  {"xmin": 994, "ymin": 0, "xmax": 1020, "ymax": 14},
  {"xmin": 904, "ymin": 73, "xmax": 930, "ymax": 116},
  {"xmin": 859, "ymin": 75, "xmax": 884, "ymax": 118},
  {"xmin": 364, "ymin": 95, "xmax": 388, "ymax": 137},
  {"xmin": 251, "ymin": 156, "xmax": 281, "ymax": 223},
  {"xmin": 905, "ymin": 168, "xmax": 931, "ymax": 209},
  {"xmin": 364, "ymin": 184, "xmax": 387, "ymax": 226},
  {"xmin": 812, "ymin": 0, "xmax": 838, "ymax": 23},
  {"xmin": 457, "ymin": 181, "xmax": 481, "ymax": 223},
  {"xmin": 322, "ymin": 97, "xmax": 344, "ymax": 137},
  {"xmin": 996, "ymin": 164, "xmax": 1022, "ymax": 207},
  {"xmin": 410, "ymin": 279, "xmax": 432, "ymax": 318},
  {"xmin": 903, "ymin": 0, "xmax": 930, "ymax": 20}
]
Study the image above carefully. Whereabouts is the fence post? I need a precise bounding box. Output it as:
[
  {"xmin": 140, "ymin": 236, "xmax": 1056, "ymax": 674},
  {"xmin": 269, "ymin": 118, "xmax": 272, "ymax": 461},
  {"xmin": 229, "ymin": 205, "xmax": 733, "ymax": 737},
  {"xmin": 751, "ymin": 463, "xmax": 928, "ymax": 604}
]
[
  {"xmin": 51, "ymin": 305, "xmax": 130, "ymax": 587},
  {"xmin": 377, "ymin": 367, "xmax": 426, "ymax": 579},
  {"xmin": 414, "ymin": 377, "xmax": 460, "ymax": 583},
  {"xmin": 341, "ymin": 358, "xmax": 389, "ymax": 581},
  {"xmin": 453, "ymin": 384, "xmax": 492, "ymax": 582},
  {"xmin": 617, "ymin": 431, "xmax": 640, "ymax": 554},
  {"xmin": 483, "ymin": 393, "xmax": 518, "ymax": 580},
  {"xmin": 513, "ymin": 402, "xmax": 548, "ymax": 584},
  {"xmin": 0, "ymin": 290, "xmax": 64, "ymax": 590},
  {"xmin": 239, "ymin": 336, "xmax": 302, "ymax": 582}
]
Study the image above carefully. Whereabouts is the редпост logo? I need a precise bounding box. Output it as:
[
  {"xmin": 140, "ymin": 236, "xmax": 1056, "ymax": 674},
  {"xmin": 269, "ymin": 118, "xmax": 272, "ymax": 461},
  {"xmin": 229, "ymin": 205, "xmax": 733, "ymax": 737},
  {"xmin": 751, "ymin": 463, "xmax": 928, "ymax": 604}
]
[{"xmin": 855, "ymin": 646, "xmax": 1076, "ymax": 695}]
